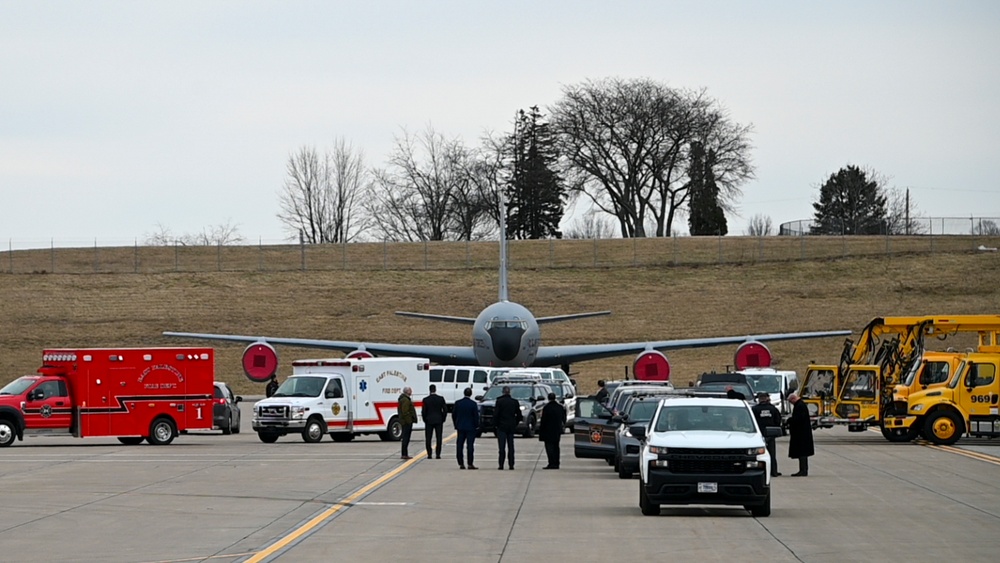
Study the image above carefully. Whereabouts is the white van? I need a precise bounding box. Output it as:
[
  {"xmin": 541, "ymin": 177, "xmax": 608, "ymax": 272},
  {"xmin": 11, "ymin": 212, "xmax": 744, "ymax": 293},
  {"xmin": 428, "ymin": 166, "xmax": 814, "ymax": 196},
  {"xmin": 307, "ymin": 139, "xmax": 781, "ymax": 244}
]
[{"xmin": 429, "ymin": 365, "xmax": 504, "ymax": 409}]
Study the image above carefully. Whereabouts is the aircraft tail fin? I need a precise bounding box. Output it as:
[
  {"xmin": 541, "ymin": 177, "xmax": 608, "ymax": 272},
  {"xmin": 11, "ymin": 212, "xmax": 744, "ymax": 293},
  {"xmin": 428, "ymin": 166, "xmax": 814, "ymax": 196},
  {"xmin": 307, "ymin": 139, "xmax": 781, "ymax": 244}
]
[
  {"xmin": 498, "ymin": 192, "xmax": 509, "ymax": 302},
  {"xmin": 395, "ymin": 311, "xmax": 477, "ymax": 325},
  {"xmin": 536, "ymin": 311, "xmax": 612, "ymax": 324}
]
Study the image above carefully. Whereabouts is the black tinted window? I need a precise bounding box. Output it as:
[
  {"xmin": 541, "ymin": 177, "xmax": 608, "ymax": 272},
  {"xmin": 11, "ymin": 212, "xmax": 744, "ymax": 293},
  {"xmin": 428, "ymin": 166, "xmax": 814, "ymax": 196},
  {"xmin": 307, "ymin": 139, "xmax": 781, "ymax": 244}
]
[{"xmin": 456, "ymin": 369, "xmax": 470, "ymax": 383}]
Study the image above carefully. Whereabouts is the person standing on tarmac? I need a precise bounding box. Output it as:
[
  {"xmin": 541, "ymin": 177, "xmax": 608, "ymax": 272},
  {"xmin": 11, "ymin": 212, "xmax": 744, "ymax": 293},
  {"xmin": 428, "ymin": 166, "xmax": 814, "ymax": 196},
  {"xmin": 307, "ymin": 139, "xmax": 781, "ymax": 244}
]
[
  {"xmin": 752, "ymin": 392, "xmax": 782, "ymax": 477},
  {"xmin": 786, "ymin": 392, "xmax": 815, "ymax": 476},
  {"xmin": 421, "ymin": 384, "xmax": 447, "ymax": 459},
  {"xmin": 452, "ymin": 387, "xmax": 480, "ymax": 470},
  {"xmin": 265, "ymin": 375, "xmax": 279, "ymax": 398},
  {"xmin": 397, "ymin": 387, "xmax": 417, "ymax": 460},
  {"xmin": 493, "ymin": 386, "xmax": 523, "ymax": 470},
  {"xmin": 539, "ymin": 392, "xmax": 567, "ymax": 469}
]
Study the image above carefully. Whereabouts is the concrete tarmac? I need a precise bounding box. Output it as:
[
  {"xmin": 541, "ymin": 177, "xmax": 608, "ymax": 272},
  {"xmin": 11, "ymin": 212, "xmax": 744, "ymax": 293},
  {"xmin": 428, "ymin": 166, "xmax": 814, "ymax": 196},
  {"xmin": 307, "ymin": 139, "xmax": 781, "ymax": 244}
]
[{"xmin": 1, "ymin": 401, "xmax": 999, "ymax": 563}]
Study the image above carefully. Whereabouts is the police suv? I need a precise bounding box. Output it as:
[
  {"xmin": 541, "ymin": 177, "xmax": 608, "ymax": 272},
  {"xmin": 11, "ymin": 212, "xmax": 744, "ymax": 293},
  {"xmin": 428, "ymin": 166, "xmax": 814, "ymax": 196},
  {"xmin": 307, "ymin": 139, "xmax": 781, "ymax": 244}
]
[{"xmin": 631, "ymin": 396, "xmax": 781, "ymax": 517}]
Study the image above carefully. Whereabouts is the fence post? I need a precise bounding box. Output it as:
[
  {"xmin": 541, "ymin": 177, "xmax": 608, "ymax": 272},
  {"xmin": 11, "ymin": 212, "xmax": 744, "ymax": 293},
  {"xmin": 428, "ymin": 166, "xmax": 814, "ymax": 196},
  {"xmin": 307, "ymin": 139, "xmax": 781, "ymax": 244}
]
[
  {"xmin": 593, "ymin": 238, "xmax": 598, "ymax": 267},
  {"xmin": 632, "ymin": 237, "xmax": 637, "ymax": 267},
  {"xmin": 467, "ymin": 240, "xmax": 471, "ymax": 268},
  {"xmin": 217, "ymin": 242, "xmax": 222, "ymax": 271},
  {"xmin": 51, "ymin": 239, "xmax": 55, "ymax": 273},
  {"xmin": 551, "ymin": 239, "xmax": 555, "ymax": 268},
  {"xmin": 134, "ymin": 239, "xmax": 138, "ymax": 273},
  {"xmin": 299, "ymin": 239, "xmax": 306, "ymax": 271},
  {"xmin": 383, "ymin": 240, "xmax": 387, "ymax": 270},
  {"xmin": 258, "ymin": 237, "xmax": 263, "ymax": 271},
  {"xmin": 174, "ymin": 241, "xmax": 179, "ymax": 272},
  {"xmin": 424, "ymin": 240, "xmax": 428, "ymax": 269},
  {"xmin": 93, "ymin": 238, "xmax": 98, "ymax": 273}
]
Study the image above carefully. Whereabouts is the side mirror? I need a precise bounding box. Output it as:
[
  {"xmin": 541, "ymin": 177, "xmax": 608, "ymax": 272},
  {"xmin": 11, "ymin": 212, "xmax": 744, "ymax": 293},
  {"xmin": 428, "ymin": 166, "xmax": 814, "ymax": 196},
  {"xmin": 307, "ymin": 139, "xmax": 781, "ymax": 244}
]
[
  {"xmin": 235, "ymin": 396, "xmax": 243, "ymax": 403},
  {"xmin": 630, "ymin": 425, "xmax": 646, "ymax": 440},
  {"xmin": 565, "ymin": 393, "xmax": 574, "ymax": 399},
  {"xmin": 29, "ymin": 389, "xmax": 43, "ymax": 401},
  {"xmin": 763, "ymin": 426, "xmax": 782, "ymax": 438},
  {"xmin": 475, "ymin": 395, "xmax": 484, "ymax": 401}
]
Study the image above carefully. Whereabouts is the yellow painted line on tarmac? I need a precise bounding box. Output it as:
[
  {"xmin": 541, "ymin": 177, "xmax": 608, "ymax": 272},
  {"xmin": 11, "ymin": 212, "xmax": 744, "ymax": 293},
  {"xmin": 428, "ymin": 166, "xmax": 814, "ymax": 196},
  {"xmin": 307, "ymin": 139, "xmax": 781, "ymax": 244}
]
[
  {"xmin": 244, "ymin": 431, "xmax": 457, "ymax": 563},
  {"xmin": 920, "ymin": 441, "xmax": 1000, "ymax": 466}
]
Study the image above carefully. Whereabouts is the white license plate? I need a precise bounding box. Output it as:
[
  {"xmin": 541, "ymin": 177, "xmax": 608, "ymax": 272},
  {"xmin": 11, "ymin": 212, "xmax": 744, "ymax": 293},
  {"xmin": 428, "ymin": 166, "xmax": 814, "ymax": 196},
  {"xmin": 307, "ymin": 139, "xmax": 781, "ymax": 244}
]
[{"xmin": 697, "ymin": 482, "xmax": 718, "ymax": 493}]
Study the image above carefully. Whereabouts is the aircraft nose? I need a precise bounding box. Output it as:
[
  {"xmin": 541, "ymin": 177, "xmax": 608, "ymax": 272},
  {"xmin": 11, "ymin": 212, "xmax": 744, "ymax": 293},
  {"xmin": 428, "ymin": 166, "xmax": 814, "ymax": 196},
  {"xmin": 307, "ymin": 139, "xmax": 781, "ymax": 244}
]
[{"xmin": 487, "ymin": 326, "xmax": 524, "ymax": 362}]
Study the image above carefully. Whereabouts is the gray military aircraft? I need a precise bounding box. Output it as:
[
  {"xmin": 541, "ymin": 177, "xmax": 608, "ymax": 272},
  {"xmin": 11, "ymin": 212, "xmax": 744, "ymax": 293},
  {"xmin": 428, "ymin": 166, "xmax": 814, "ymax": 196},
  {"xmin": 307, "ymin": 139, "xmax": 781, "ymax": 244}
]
[{"xmin": 164, "ymin": 211, "xmax": 849, "ymax": 379}]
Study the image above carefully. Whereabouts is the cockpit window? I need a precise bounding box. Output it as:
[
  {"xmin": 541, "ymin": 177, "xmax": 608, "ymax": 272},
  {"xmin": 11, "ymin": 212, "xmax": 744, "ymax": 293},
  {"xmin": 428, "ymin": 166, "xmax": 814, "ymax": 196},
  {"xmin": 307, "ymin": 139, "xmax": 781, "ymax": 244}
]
[{"xmin": 487, "ymin": 320, "xmax": 527, "ymax": 330}]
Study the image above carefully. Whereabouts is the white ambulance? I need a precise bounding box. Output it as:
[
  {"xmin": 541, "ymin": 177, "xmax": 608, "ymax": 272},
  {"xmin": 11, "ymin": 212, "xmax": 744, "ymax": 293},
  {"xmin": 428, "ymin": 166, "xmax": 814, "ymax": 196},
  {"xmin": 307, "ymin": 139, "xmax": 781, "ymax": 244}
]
[{"xmin": 252, "ymin": 356, "xmax": 431, "ymax": 443}]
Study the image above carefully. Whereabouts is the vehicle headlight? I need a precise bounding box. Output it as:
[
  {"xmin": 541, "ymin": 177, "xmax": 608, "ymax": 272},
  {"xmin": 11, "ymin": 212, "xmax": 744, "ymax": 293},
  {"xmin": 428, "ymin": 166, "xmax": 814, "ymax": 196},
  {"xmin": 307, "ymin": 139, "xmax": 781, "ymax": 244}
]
[
  {"xmin": 624, "ymin": 428, "xmax": 633, "ymax": 438},
  {"xmin": 520, "ymin": 405, "xmax": 528, "ymax": 412},
  {"xmin": 749, "ymin": 447, "xmax": 766, "ymax": 455},
  {"xmin": 291, "ymin": 406, "xmax": 308, "ymax": 418},
  {"xmin": 649, "ymin": 446, "xmax": 669, "ymax": 454},
  {"xmin": 911, "ymin": 404, "xmax": 924, "ymax": 413}
]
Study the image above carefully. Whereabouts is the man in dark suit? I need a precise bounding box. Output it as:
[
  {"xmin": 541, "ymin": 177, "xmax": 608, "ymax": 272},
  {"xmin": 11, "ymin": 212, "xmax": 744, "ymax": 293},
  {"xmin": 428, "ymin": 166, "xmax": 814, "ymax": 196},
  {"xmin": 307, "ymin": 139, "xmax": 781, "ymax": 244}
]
[
  {"xmin": 786, "ymin": 392, "xmax": 814, "ymax": 476},
  {"xmin": 493, "ymin": 386, "xmax": 523, "ymax": 470},
  {"xmin": 422, "ymin": 384, "xmax": 447, "ymax": 459},
  {"xmin": 539, "ymin": 392, "xmax": 567, "ymax": 469},
  {"xmin": 451, "ymin": 387, "xmax": 480, "ymax": 470}
]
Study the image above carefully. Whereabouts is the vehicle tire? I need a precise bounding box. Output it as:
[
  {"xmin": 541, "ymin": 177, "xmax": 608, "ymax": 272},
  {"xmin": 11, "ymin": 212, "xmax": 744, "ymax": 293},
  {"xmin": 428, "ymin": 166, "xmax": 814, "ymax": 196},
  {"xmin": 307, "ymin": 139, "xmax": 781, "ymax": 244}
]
[
  {"xmin": 749, "ymin": 490, "xmax": 771, "ymax": 517},
  {"xmin": 222, "ymin": 413, "xmax": 233, "ymax": 435},
  {"xmin": 117, "ymin": 437, "xmax": 144, "ymax": 445},
  {"xmin": 302, "ymin": 417, "xmax": 326, "ymax": 443},
  {"xmin": 0, "ymin": 419, "xmax": 17, "ymax": 447},
  {"xmin": 618, "ymin": 462, "xmax": 632, "ymax": 480},
  {"xmin": 258, "ymin": 431, "xmax": 279, "ymax": 443},
  {"xmin": 924, "ymin": 410, "xmax": 964, "ymax": 445},
  {"xmin": 613, "ymin": 455, "xmax": 621, "ymax": 472},
  {"xmin": 639, "ymin": 479, "xmax": 660, "ymax": 516},
  {"xmin": 880, "ymin": 421, "xmax": 917, "ymax": 442},
  {"xmin": 606, "ymin": 457, "xmax": 615, "ymax": 466},
  {"xmin": 147, "ymin": 417, "xmax": 176, "ymax": 445},
  {"xmin": 231, "ymin": 415, "xmax": 240, "ymax": 434},
  {"xmin": 331, "ymin": 432, "xmax": 354, "ymax": 442},
  {"xmin": 523, "ymin": 415, "xmax": 535, "ymax": 439},
  {"xmin": 381, "ymin": 416, "xmax": 402, "ymax": 441}
]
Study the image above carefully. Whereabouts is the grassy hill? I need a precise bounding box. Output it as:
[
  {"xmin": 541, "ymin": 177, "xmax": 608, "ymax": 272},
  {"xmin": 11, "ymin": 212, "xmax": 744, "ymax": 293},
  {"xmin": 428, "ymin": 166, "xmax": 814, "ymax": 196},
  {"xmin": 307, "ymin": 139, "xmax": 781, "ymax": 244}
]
[{"xmin": 2, "ymin": 242, "xmax": 999, "ymax": 396}]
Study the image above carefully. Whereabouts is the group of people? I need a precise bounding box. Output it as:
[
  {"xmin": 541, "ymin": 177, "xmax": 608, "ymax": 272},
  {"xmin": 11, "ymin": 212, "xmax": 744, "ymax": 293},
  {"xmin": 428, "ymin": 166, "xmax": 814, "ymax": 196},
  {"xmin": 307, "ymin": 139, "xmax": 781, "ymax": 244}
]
[
  {"xmin": 396, "ymin": 380, "xmax": 816, "ymax": 477},
  {"xmin": 396, "ymin": 385, "xmax": 567, "ymax": 470},
  {"xmin": 751, "ymin": 391, "xmax": 814, "ymax": 477}
]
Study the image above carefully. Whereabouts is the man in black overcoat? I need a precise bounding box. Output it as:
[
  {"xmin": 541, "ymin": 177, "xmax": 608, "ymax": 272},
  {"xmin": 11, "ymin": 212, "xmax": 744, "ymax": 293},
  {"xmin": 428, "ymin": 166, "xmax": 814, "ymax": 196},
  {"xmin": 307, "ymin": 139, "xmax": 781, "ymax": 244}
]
[
  {"xmin": 539, "ymin": 392, "xmax": 566, "ymax": 469},
  {"xmin": 786, "ymin": 392, "xmax": 815, "ymax": 476}
]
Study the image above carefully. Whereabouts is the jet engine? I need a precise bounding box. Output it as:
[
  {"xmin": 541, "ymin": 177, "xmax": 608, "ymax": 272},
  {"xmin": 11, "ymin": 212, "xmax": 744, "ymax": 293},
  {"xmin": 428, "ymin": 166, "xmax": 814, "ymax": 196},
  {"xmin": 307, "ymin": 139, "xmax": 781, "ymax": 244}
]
[
  {"xmin": 733, "ymin": 340, "xmax": 772, "ymax": 370},
  {"xmin": 242, "ymin": 341, "xmax": 279, "ymax": 382},
  {"xmin": 633, "ymin": 350, "xmax": 670, "ymax": 381},
  {"xmin": 346, "ymin": 349, "xmax": 374, "ymax": 359}
]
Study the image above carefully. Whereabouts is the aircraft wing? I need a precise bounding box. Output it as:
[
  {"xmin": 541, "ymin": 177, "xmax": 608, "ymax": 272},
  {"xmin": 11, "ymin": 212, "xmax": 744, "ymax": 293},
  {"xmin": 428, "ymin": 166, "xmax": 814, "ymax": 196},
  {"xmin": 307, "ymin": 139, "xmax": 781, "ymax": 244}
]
[
  {"xmin": 162, "ymin": 331, "xmax": 479, "ymax": 365},
  {"xmin": 532, "ymin": 330, "xmax": 852, "ymax": 367}
]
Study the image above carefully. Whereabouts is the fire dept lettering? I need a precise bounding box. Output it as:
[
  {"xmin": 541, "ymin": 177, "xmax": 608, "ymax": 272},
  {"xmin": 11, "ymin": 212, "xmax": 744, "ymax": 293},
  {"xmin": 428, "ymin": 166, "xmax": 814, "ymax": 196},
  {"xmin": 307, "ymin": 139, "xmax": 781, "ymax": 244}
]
[
  {"xmin": 375, "ymin": 370, "xmax": 407, "ymax": 383},
  {"xmin": 138, "ymin": 364, "xmax": 185, "ymax": 390}
]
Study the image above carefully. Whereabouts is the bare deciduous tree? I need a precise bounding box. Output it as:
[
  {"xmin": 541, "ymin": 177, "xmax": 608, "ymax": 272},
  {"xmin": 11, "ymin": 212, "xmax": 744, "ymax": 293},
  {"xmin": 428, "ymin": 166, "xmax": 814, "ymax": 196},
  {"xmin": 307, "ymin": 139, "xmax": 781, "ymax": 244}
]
[
  {"xmin": 144, "ymin": 221, "xmax": 245, "ymax": 246},
  {"xmin": 277, "ymin": 139, "xmax": 369, "ymax": 243},
  {"xmin": 551, "ymin": 78, "xmax": 754, "ymax": 238},
  {"xmin": 745, "ymin": 214, "xmax": 773, "ymax": 236},
  {"xmin": 563, "ymin": 210, "xmax": 616, "ymax": 239},
  {"xmin": 368, "ymin": 127, "xmax": 492, "ymax": 241}
]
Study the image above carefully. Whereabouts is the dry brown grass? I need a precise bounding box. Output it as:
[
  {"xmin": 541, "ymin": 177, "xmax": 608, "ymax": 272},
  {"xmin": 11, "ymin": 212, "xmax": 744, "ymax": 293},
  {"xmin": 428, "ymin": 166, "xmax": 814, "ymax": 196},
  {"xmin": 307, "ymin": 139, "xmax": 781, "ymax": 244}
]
[{"xmin": 2, "ymin": 239, "xmax": 1000, "ymax": 396}]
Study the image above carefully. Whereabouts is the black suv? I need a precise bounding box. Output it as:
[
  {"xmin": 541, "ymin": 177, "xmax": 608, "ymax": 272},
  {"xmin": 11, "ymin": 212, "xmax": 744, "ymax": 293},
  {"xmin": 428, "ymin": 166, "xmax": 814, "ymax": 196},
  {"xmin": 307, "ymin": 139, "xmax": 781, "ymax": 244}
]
[
  {"xmin": 213, "ymin": 382, "xmax": 242, "ymax": 435},
  {"xmin": 477, "ymin": 379, "xmax": 552, "ymax": 438}
]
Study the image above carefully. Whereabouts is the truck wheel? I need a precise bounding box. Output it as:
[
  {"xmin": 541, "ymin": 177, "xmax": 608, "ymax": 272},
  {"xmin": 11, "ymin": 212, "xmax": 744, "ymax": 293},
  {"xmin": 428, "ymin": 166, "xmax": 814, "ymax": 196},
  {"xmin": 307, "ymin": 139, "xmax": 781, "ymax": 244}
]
[
  {"xmin": 618, "ymin": 461, "xmax": 633, "ymax": 480},
  {"xmin": 302, "ymin": 417, "xmax": 326, "ymax": 443},
  {"xmin": 117, "ymin": 437, "xmax": 144, "ymax": 445},
  {"xmin": 381, "ymin": 417, "xmax": 402, "ymax": 441},
  {"xmin": 639, "ymin": 479, "xmax": 660, "ymax": 516},
  {"xmin": 231, "ymin": 415, "xmax": 240, "ymax": 434},
  {"xmin": 258, "ymin": 431, "xmax": 279, "ymax": 443},
  {"xmin": 523, "ymin": 415, "xmax": 535, "ymax": 438},
  {"xmin": 748, "ymin": 490, "xmax": 771, "ymax": 517},
  {"xmin": 880, "ymin": 421, "xmax": 917, "ymax": 443},
  {"xmin": 222, "ymin": 413, "xmax": 233, "ymax": 435},
  {"xmin": 0, "ymin": 420, "xmax": 17, "ymax": 447},
  {"xmin": 924, "ymin": 411, "xmax": 964, "ymax": 445},
  {"xmin": 147, "ymin": 418, "xmax": 176, "ymax": 445}
]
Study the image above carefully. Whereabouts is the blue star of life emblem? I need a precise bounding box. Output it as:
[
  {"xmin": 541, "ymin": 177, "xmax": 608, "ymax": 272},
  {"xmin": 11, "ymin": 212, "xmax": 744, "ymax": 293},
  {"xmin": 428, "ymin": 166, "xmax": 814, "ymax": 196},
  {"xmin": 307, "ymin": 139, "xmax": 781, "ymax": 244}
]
[{"xmin": 359, "ymin": 380, "xmax": 367, "ymax": 392}]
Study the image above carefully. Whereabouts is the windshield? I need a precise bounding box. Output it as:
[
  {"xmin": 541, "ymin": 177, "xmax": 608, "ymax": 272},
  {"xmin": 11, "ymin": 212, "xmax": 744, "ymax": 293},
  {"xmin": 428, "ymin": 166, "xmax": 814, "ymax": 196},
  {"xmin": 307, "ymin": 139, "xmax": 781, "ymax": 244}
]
[
  {"xmin": 625, "ymin": 400, "xmax": 660, "ymax": 422},
  {"xmin": 917, "ymin": 361, "xmax": 951, "ymax": 386},
  {"xmin": 483, "ymin": 385, "xmax": 538, "ymax": 401},
  {"xmin": 272, "ymin": 376, "xmax": 326, "ymax": 398},
  {"xmin": 655, "ymin": 405, "xmax": 756, "ymax": 433},
  {"xmin": 801, "ymin": 369, "xmax": 835, "ymax": 399},
  {"xmin": 697, "ymin": 383, "xmax": 753, "ymax": 398},
  {"xmin": 746, "ymin": 374, "xmax": 781, "ymax": 394},
  {"xmin": 0, "ymin": 376, "xmax": 37, "ymax": 396}
]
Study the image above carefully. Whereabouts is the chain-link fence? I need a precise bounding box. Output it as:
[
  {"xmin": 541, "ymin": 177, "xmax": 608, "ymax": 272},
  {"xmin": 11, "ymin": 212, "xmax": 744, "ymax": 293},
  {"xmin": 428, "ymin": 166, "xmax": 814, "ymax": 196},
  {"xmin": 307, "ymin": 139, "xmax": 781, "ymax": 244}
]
[
  {"xmin": 778, "ymin": 217, "xmax": 1000, "ymax": 236},
  {"xmin": 3, "ymin": 232, "xmax": 999, "ymax": 274}
]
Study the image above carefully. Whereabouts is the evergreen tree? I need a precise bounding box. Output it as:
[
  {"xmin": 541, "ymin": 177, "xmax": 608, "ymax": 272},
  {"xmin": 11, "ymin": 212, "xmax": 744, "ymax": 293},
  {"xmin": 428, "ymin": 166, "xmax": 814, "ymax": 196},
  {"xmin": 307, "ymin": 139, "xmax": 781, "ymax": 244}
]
[
  {"xmin": 507, "ymin": 107, "xmax": 565, "ymax": 239},
  {"xmin": 812, "ymin": 165, "xmax": 888, "ymax": 235},
  {"xmin": 688, "ymin": 142, "xmax": 728, "ymax": 236}
]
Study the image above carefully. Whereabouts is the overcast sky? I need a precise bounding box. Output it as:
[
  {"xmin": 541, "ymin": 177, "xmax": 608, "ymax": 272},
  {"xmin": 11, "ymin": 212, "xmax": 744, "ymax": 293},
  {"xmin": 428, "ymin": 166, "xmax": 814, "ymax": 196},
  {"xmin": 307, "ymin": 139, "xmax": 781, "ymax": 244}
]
[{"xmin": 2, "ymin": 1, "xmax": 998, "ymax": 248}]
